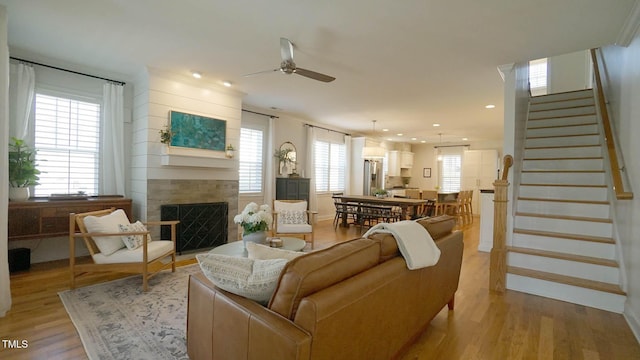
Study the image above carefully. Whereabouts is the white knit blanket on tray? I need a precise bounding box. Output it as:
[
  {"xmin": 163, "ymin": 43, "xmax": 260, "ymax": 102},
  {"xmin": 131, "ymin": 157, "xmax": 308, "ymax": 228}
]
[{"xmin": 363, "ymin": 220, "xmax": 441, "ymax": 270}]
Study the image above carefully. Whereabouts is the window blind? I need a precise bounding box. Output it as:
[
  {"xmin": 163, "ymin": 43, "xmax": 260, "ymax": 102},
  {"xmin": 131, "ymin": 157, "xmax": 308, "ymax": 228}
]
[
  {"xmin": 314, "ymin": 140, "xmax": 345, "ymax": 192},
  {"xmin": 34, "ymin": 93, "xmax": 100, "ymax": 196},
  {"xmin": 238, "ymin": 127, "xmax": 264, "ymax": 193},
  {"xmin": 529, "ymin": 58, "xmax": 548, "ymax": 96},
  {"xmin": 441, "ymin": 154, "xmax": 461, "ymax": 193}
]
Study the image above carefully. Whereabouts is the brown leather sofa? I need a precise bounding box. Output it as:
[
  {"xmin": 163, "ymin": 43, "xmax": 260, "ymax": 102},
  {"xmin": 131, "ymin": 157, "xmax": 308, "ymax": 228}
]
[{"xmin": 187, "ymin": 215, "xmax": 464, "ymax": 360}]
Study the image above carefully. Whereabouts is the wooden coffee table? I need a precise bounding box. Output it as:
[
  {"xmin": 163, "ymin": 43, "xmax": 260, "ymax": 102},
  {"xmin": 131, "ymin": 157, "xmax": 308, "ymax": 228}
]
[{"xmin": 209, "ymin": 237, "xmax": 306, "ymax": 257}]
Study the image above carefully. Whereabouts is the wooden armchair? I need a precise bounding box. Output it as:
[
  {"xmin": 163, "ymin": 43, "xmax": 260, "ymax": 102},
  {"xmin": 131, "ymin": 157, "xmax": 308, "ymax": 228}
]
[
  {"xmin": 69, "ymin": 207, "xmax": 179, "ymax": 291},
  {"xmin": 272, "ymin": 200, "xmax": 317, "ymax": 249}
]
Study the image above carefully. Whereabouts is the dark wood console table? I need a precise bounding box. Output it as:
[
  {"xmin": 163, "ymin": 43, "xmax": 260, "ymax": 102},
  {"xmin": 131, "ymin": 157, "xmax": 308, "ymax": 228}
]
[{"xmin": 8, "ymin": 196, "xmax": 132, "ymax": 241}]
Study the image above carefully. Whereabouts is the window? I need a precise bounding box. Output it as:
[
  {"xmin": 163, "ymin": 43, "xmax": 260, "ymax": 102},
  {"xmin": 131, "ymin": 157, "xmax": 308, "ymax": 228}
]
[
  {"xmin": 315, "ymin": 140, "xmax": 345, "ymax": 192},
  {"xmin": 34, "ymin": 93, "xmax": 101, "ymax": 196},
  {"xmin": 238, "ymin": 127, "xmax": 264, "ymax": 193},
  {"xmin": 529, "ymin": 58, "xmax": 548, "ymax": 96},
  {"xmin": 440, "ymin": 154, "xmax": 461, "ymax": 193}
]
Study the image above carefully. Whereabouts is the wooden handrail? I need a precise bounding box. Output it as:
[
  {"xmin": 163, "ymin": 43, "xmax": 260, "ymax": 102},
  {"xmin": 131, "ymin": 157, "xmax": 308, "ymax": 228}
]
[
  {"xmin": 590, "ymin": 48, "xmax": 633, "ymax": 200},
  {"xmin": 501, "ymin": 155, "xmax": 513, "ymax": 180}
]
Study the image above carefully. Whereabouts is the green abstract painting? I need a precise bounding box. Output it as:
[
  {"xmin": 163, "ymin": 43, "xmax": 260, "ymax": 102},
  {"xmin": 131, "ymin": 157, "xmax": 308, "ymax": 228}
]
[{"xmin": 169, "ymin": 111, "xmax": 226, "ymax": 151}]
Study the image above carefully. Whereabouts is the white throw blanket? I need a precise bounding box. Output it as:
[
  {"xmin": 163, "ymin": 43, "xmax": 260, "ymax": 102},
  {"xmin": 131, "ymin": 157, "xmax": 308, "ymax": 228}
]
[{"xmin": 363, "ymin": 220, "xmax": 441, "ymax": 269}]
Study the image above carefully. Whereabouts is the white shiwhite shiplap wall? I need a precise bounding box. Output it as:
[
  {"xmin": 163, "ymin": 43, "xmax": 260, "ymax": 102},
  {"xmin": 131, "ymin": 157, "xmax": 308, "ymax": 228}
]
[{"xmin": 130, "ymin": 67, "xmax": 244, "ymax": 220}]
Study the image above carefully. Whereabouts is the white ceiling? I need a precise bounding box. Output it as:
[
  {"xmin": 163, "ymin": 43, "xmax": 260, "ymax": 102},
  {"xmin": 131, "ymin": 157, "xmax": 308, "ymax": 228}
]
[{"xmin": 1, "ymin": 0, "xmax": 637, "ymax": 144}]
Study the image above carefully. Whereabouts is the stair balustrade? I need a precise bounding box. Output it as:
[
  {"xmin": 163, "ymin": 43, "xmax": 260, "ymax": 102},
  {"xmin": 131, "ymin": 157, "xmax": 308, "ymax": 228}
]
[{"xmin": 489, "ymin": 155, "xmax": 512, "ymax": 292}]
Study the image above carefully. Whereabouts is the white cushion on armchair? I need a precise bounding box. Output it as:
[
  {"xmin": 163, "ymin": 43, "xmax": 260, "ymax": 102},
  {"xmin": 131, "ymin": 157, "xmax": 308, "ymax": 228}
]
[{"xmin": 274, "ymin": 200, "xmax": 311, "ymax": 233}]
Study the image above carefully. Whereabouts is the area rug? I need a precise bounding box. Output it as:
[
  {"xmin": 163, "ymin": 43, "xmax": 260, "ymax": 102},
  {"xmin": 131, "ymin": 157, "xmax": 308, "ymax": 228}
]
[{"xmin": 58, "ymin": 264, "xmax": 201, "ymax": 360}]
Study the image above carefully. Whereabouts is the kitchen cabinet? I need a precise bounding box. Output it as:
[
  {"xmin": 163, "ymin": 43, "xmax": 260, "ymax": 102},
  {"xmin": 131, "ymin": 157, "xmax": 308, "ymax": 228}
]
[
  {"xmin": 386, "ymin": 151, "xmax": 400, "ymax": 176},
  {"xmin": 400, "ymin": 151, "xmax": 414, "ymax": 168},
  {"xmin": 461, "ymin": 149, "xmax": 499, "ymax": 215}
]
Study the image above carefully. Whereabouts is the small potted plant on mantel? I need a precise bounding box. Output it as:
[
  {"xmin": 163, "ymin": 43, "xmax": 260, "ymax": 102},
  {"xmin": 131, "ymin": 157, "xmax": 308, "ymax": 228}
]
[{"xmin": 8, "ymin": 137, "xmax": 41, "ymax": 201}]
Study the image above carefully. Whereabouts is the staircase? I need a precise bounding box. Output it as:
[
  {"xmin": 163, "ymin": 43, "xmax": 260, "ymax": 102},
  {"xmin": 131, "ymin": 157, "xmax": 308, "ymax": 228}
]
[{"xmin": 506, "ymin": 89, "xmax": 626, "ymax": 313}]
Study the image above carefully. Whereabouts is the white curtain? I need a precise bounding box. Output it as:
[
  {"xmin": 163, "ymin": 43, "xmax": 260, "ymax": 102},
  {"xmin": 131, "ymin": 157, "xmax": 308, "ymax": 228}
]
[
  {"xmin": 100, "ymin": 83, "xmax": 125, "ymax": 195},
  {"xmin": 1, "ymin": 8, "xmax": 12, "ymax": 317},
  {"xmin": 8, "ymin": 62, "xmax": 35, "ymax": 143},
  {"xmin": 344, "ymin": 135, "xmax": 352, "ymax": 195},
  {"xmin": 305, "ymin": 126, "xmax": 317, "ymax": 211},
  {"xmin": 264, "ymin": 116, "xmax": 276, "ymax": 205}
]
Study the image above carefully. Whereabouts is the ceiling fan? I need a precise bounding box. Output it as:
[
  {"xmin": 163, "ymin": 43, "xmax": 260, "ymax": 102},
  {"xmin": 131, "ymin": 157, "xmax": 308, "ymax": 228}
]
[{"xmin": 244, "ymin": 38, "xmax": 336, "ymax": 83}]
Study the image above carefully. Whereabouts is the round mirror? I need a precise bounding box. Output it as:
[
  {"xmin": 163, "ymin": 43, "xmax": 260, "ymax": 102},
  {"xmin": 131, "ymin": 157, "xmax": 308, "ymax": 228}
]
[{"xmin": 277, "ymin": 141, "xmax": 297, "ymax": 175}]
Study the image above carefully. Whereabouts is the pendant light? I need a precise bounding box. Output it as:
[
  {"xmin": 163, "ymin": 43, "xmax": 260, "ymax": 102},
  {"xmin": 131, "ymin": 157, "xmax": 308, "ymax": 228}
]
[
  {"xmin": 436, "ymin": 133, "xmax": 443, "ymax": 161},
  {"xmin": 362, "ymin": 120, "xmax": 386, "ymax": 159}
]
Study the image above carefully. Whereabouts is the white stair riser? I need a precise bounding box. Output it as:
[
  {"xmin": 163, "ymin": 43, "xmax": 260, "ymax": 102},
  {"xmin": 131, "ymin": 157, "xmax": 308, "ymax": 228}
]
[
  {"xmin": 530, "ymin": 90, "xmax": 594, "ymax": 104},
  {"xmin": 506, "ymin": 274, "xmax": 625, "ymax": 313},
  {"xmin": 520, "ymin": 172, "xmax": 605, "ymax": 185},
  {"xmin": 528, "ymin": 114, "xmax": 597, "ymax": 128},
  {"xmin": 518, "ymin": 185, "xmax": 608, "ymax": 201},
  {"xmin": 525, "ymin": 135, "xmax": 600, "ymax": 148},
  {"xmin": 516, "ymin": 200, "xmax": 610, "ymax": 218},
  {"xmin": 527, "ymin": 124, "xmax": 599, "ymax": 138},
  {"xmin": 515, "ymin": 216, "xmax": 612, "ymax": 238},
  {"xmin": 522, "ymin": 158, "xmax": 603, "ymax": 171},
  {"xmin": 508, "ymin": 252, "xmax": 619, "ymax": 283},
  {"xmin": 512, "ymin": 233, "xmax": 615, "ymax": 259},
  {"xmin": 524, "ymin": 146, "xmax": 602, "ymax": 159},
  {"xmin": 529, "ymin": 106, "xmax": 595, "ymax": 120},
  {"xmin": 530, "ymin": 98, "xmax": 594, "ymax": 111}
]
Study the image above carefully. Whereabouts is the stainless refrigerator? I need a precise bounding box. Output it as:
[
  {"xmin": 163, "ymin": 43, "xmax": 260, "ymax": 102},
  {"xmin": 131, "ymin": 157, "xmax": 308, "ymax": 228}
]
[{"xmin": 363, "ymin": 159, "xmax": 384, "ymax": 196}]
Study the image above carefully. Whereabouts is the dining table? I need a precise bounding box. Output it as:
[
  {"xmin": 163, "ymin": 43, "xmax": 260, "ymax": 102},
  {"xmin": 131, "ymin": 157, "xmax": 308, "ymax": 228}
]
[{"xmin": 334, "ymin": 194, "xmax": 432, "ymax": 226}]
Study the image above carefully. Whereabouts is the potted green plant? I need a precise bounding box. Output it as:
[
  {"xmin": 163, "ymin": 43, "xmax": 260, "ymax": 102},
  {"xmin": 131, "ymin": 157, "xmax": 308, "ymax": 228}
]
[
  {"xmin": 8, "ymin": 137, "xmax": 41, "ymax": 201},
  {"xmin": 373, "ymin": 188, "xmax": 388, "ymax": 198},
  {"xmin": 159, "ymin": 125, "xmax": 173, "ymax": 145}
]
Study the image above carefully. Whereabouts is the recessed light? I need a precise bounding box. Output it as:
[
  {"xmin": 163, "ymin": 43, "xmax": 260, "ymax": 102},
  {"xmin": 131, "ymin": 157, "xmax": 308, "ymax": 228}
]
[
  {"xmin": 462, "ymin": 137, "xmax": 468, "ymax": 141},
  {"xmin": 420, "ymin": 140, "xmax": 426, "ymax": 143},
  {"xmin": 223, "ymin": 81, "xmax": 232, "ymax": 87},
  {"xmin": 192, "ymin": 71, "xmax": 202, "ymax": 79},
  {"xmin": 387, "ymin": 138, "xmax": 393, "ymax": 141},
  {"xmin": 433, "ymin": 123, "xmax": 440, "ymax": 127},
  {"xmin": 411, "ymin": 137, "xmax": 417, "ymax": 141},
  {"xmin": 485, "ymin": 104, "xmax": 495, "ymax": 109},
  {"xmin": 382, "ymin": 128, "xmax": 389, "ymax": 132},
  {"xmin": 397, "ymin": 133, "xmax": 403, "ymax": 136}
]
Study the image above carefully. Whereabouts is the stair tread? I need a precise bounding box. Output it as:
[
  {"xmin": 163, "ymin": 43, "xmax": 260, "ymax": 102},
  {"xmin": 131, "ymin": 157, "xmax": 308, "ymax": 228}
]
[
  {"xmin": 517, "ymin": 197, "xmax": 609, "ymax": 205},
  {"xmin": 523, "ymin": 157, "xmax": 603, "ymax": 160},
  {"xmin": 521, "ymin": 169, "xmax": 604, "ymax": 173},
  {"xmin": 529, "ymin": 113, "xmax": 597, "ymax": 121},
  {"xmin": 508, "ymin": 246, "xmax": 618, "ymax": 267},
  {"xmin": 527, "ymin": 122, "xmax": 597, "ymax": 130},
  {"xmin": 530, "ymin": 105, "xmax": 595, "ymax": 113},
  {"xmin": 520, "ymin": 183, "xmax": 607, "ymax": 188},
  {"xmin": 507, "ymin": 266, "xmax": 625, "ymax": 295},
  {"xmin": 525, "ymin": 144, "xmax": 601, "ymax": 150},
  {"xmin": 516, "ymin": 212, "xmax": 611, "ymax": 223},
  {"xmin": 513, "ymin": 228, "xmax": 615, "ymax": 244},
  {"xmin": 527, "ymin": 133, "xmax": 599, "ymax": 139}
]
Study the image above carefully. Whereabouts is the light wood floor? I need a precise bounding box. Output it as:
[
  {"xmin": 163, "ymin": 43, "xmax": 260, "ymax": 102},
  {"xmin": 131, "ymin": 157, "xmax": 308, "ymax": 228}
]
[{"xmin": 1, "ymin": 218, "xmax": 639, "ymax": 359}]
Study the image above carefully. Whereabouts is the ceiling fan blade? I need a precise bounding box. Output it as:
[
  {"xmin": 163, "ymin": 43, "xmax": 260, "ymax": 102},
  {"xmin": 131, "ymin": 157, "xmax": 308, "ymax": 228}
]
[
  {"xmin": 294, "ymin": 68, "xmax": 336, "ymax": 82},
  {"xmin": 242, "ymin": 68, "xmax": 279, "ymax": 77},
  {"xmin": 280, "ymin": 37, "xmax": 294, "ymax": 62}
]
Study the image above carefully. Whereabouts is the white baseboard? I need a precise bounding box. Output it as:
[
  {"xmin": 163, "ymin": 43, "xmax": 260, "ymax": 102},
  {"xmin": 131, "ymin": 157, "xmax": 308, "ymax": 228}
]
[{"xmin": 624, "ymin": 303, "xmax": 640, "ymax": 344}]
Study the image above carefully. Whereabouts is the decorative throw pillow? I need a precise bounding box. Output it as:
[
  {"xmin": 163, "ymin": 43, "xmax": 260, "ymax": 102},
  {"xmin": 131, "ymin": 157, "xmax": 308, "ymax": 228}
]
[
  {"xmin": 196, "ymin": 253, "xmax": 287, "ymax": 304},
  {"xmin": 118, "ymin": 221, "xmax": 152, "ymax": 250},
  {"xmin": 279, "ymin": 210, "xmax": 306, "ymax": 224},
  {"xmin": 83, "ymin": 209, "xmax": 129, "ymax": 256},
  {"xmin": 246, "ymin": 242, "xmax": 305, "ymax": 261}
]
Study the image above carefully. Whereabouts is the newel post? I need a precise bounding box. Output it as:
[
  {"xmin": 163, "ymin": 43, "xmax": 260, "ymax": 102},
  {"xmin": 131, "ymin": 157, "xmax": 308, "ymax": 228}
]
[{"xmin": 490, "ymin": 155, "xmax": 512, "ymax": 292}]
